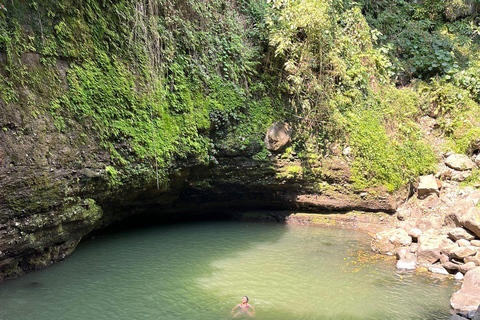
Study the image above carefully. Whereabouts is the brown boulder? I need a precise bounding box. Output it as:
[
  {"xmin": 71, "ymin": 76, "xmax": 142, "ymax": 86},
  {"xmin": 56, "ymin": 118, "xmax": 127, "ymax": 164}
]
[
  {"xmin": 457, "ymin": 239, "xmax": 471, "ymax": 247},
  {"xmin": 451, "ymin": 267, "xmax": 480, "ymax": 312},
  {"xmin": 449, "ymin": 227, "xmax": 476, "ymax": 241},
  {"xmin": 462, "ymin": 207, "xmax": 480, "ymax": 238},
  {"xmin": 440, "ymin": 241, "xmax": 459, "ymax": 258},
  {"xmin": 264, "ymin": 122, "xmax": 292, "ymax": 152},
  {"xmin": 464, "ymin": 255, "xmax": 480, "ymax": 266},
  {"xmin": 371, "ymin": 229, "xmax": 412, "ymax": 255},
  {"xmin": 444, "ymin": 192, "xmax": 480, "ymax": 227},
  {"xmin": 458, "ymin": 262, "xmax": 477, "ymax": 274},
  {"xmin": 416, "ymin": 216, "xmax": 444, "ymax": 232},
  {"xmin": 418, "ymin": 175, "xmax": 439, "ymax": 198},
  {"xmin": 408, "ymin": 228, "xmax": 422, "ymax": 241},
  {"xmin": 417, "ymin": 234, "xmax": 443, "ymax": 264},
  {"xmin": 396, "ymin": 208, "xmax": 410, "ymax": 221},
  {"xmin": 453, "ymin": 247, "xmax": 477, "ymax": 259},
  {"xmin": 445, "ymin": 153, "xmax": 475, "ymax": 171},
  {"xmin": 443, "ymin": 261, "xmax": 460, "ymax": 272}
]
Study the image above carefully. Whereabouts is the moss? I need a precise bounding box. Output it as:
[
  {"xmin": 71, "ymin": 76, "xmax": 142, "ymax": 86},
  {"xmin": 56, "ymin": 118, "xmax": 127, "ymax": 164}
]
[{"xmin": 0, "ymin": 0, "xmax": 285, "ymax": 194}]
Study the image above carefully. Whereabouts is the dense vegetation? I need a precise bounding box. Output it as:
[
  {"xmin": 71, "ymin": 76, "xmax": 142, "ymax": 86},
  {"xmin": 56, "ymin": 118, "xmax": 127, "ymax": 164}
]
[{"xmin": 1, "ymin": 0, "xmax": 480, "ymax": 192}]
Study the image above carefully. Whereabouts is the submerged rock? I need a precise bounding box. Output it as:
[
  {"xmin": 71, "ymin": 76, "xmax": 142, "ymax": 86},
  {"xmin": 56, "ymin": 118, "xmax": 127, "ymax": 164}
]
[
  {"xmin": 396, "ymin": 247, "xmax": 417, "ymax": 270},
  {"xmin": 429, "ymin": 265, "xmax": 449, "ymax": 275}
]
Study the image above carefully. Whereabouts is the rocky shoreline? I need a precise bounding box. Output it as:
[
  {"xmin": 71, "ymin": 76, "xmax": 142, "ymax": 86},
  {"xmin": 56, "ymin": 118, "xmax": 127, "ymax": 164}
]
[{"xmin": 369, "ymin": 152, "xmax": 480, "ymax": 318}]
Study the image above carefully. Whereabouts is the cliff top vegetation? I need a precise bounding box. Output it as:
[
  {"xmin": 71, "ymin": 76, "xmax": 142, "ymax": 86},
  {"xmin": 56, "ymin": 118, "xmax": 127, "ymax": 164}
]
[{"xmin": 1, "ymin": 0, "xmax": 480, "ymax": 193}]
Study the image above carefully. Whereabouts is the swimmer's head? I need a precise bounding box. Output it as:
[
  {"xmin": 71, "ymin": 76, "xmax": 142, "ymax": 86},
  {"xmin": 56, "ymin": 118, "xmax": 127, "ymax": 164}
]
[{"xmin": 242, "ymin": 296, "xmax": 249, "ymax": 303}]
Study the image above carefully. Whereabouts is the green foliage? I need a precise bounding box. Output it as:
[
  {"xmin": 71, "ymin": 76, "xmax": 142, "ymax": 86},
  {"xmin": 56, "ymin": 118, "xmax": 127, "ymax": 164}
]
[
  {"xmin": 461, "ymin": 168, "xmax": 480, "ymax": 187},
  {"xmin": 358, "ymin": 0, "xmax": 480, "ymax": 83},
  {"xmin": 347, "ymin": 108, "xmax": 435, "ymax": 191},
  {"xmin": 3, "ymin": 0, "xmax": 479, "ymax": 195},
  {"xmin": 416, "ymin": 78, "xmax": 480, "ymax": 154},
  {"xmin": 0, "ymin": 0, "xmax": 284, "ymax": 190}
]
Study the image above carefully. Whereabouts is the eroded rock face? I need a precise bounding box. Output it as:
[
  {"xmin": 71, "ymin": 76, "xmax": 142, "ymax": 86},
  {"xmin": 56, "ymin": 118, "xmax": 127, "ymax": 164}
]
[
  {"xmin": 264, "ymin": 122, "xmax": 292, "ymax": 152},
  {"xmin": 451, "ymin": 267, "xmax": 480, "ymax": 312}
]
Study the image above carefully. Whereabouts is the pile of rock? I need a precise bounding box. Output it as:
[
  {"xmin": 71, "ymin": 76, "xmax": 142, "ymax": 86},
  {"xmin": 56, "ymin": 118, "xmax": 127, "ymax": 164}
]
[{"xmin": 371, "ymin": 153, "xmax": 480, "ymax": 314}]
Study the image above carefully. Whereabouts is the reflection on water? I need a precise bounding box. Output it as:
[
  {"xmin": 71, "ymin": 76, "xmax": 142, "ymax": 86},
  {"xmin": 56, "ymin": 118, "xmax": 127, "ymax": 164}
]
[{"xmin": 0, "ymin": 221, "xmax": 458, "ymax": 320}]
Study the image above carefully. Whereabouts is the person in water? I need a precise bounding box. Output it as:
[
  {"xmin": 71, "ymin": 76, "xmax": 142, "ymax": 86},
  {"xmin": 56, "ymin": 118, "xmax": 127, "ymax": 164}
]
[{"xmin": 231, "ymin": 296, "xmax": 255, "ymax": 318}]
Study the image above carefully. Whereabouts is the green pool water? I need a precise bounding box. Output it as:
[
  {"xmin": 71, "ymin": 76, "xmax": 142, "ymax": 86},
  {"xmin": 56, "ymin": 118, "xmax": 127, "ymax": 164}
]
[{"xmin": 0, "ymin": 221, "xmax": 458, "ymax": 319}]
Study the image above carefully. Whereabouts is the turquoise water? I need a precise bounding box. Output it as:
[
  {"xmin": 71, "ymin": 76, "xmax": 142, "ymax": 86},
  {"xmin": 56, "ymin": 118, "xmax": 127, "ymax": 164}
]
[{"xmin": 0, "ymin": 221, "xmax": 458, "ymax": 320}]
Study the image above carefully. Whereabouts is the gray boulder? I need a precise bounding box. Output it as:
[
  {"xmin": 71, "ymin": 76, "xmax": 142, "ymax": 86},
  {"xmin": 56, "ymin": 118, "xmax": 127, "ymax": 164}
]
[
  {"xmin": 429, "ymin": 265, "xmax": 449, "ymax": 275},
  {"xmin": 473, "ymin": 304, "xmax": 480, "ymax": 320},
  {"xmin": 264, "ymin": 122, "xmax": 292, "ymax": 152},
  {"xmin": 445, "ymin": 154, "xmax": 475, "ymax": 171}
]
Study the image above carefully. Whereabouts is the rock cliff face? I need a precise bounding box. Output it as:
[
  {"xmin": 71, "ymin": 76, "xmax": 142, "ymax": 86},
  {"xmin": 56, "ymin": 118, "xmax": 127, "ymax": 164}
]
[
  {"xmin": 0, "ymin": 55, "xmax": 400, "ymax": 280},
  {"xmin": 0, "ymin": 0, "xmax": 414, "ymax": 282},
  {"xmin": 0, "ymin": 129, "xmax": 400, "ymax": 281}
]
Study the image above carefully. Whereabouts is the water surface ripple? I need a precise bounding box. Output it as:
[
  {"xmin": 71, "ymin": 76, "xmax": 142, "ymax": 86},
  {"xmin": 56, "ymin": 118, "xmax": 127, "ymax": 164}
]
[{"xmin": 0, "ymin": 221, "xmax": 458, "ymax": 319}]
